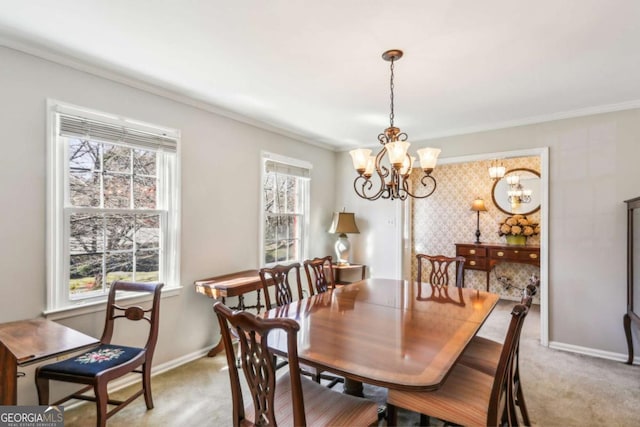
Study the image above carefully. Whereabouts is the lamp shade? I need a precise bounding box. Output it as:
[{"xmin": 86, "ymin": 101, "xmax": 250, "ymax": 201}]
[
  {"xmin": 349, "ymin": 149, "xmax": 372, "ymax": 171},
  {"xmin": 329, "ymin": 212, "xmax": 360, "ymax": 234},
  {"xmin": 470, "ymin": 198, "xmax": 488, "ymax": 212}
]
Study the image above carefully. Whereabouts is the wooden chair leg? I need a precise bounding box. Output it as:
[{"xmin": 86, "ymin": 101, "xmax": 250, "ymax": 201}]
[
  {"xmin": 386, "ymin": 403, "xmax": 398, "ymax": 426},
  {"xmin": 516, "ymin": 383, "xmax": 531, "ymax": 425},
  {"xmin": 35, "ymin": 376, "xmax": 49, "ymax": 405},
  {"xmin": 142, "ymin": 362, "xmax": 154, "ymax": 409},
  {"xmin": 419, "ymin": 413, "xmax": 430, "ymax": 426},
  {"xmin": 94, "ymin": 383, "xmax": 108, "ymax": 427}
]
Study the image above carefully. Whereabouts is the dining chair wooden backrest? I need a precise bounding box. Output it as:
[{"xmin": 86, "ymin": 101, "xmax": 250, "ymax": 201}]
[
  {"xmin": 456, "ymin": 282, "xmax": 538, "ymax": 426},
  {"xmin": 416, "ymin": 254, "xmax": 465, "ymax": 288},
  {"xmin": 490, "ymin": 300, "xmax": 531, "ymax": 425},
  {"xmin": 303, "ymin": 255, "xmax": 334, "ymax": 295},
  {"xmin": 214, "ymin": 302, "xmax": 306, "ymax": 426},
  {"xmin": 213, "ymin": 302, "xmax": 379, "ymax": 426},
  {"xmin": 259, "ymin": 263, "xmax": 303, "ymax": 309}
]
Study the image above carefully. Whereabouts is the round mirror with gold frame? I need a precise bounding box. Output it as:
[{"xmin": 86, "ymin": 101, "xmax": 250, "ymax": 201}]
[{"xmin": 491, "ymin": 168, "xmax": 541, "ymax": 215}]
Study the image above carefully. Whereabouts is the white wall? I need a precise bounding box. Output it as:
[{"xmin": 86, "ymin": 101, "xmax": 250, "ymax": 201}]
[
  {"xmin": 0, "ymin": 46, "xmax": 337, "ymax": 403},
  {"xmin": 337, "ymin": 108, "xmax": 640, "ymax": 358},
  {"xmin": 334, "ymin": 153, "xmax": 404, "ymax": 280}
]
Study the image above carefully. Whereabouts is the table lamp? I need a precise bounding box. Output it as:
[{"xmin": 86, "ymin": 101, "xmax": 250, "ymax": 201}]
[
  {"xmin": 471, "ymin": 198, "xmax": 487, "ymax": 244},
  {"xmin": 328, "ymin": 211, "xmax": 360, "ymax": 265}
]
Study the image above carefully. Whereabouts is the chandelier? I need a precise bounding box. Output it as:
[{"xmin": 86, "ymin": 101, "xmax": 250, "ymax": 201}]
[
  {"xmin": 488, "ymin": 159, "xmax": 506, "ymax": 180},
  {"xmin": 506, "ymin": 174, "xmax": 532, "ymax": 205},
  {"xmin": 349, "ymin": 50, "xmax": 441, "ymax": 201}
]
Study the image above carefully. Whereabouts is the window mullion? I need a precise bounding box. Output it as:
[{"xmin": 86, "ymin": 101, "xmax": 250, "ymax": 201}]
[{"xmin": 101, "ymin": 214, "xmax": 107, "ymax": 296}]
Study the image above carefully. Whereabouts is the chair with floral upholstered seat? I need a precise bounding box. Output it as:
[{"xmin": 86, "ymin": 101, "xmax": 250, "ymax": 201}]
[{"xmin": 35, "ymin": 281, "xmax": 163, "ymax": 427}]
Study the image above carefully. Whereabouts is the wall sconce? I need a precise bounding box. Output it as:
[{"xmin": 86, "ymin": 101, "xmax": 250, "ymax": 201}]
[
  {"xmin": 328, "ymin": 211, "xmax": 360, "ymax": 265},
  {"xmin": 470, "ymin": 198, "xmax": 487, "ymax": 244},
  {"xmin": 488, "ymin": 159, "xmax": 505, "ymax": 180}
]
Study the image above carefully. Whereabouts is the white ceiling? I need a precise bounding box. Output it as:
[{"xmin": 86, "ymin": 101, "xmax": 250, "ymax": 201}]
[{"xmin": 1, "ymin": 0, "xmax": 640, "ymax": 150}]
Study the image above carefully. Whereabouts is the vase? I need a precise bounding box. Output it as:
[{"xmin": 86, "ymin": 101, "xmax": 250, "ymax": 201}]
[{"xmin": 506, "ymin": 235, "xmax": 527, "ymax": 245}]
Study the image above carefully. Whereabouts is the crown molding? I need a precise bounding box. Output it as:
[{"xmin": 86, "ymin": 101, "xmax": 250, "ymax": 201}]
[
  {"xmin": 3, "ymin": 29, "xmax": 639, "ymax": 154},
  {"xmin": 0, "ymin": 31, "xmax": 338, "ymax": 152},
  {"xmin": 414, "ymin": 100, "xmax": 640, "ymax": 143}
]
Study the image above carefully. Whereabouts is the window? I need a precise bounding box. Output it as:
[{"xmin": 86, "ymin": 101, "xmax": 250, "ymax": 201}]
[
  {"xmin": 47, "ymin": 101, "xmax": 180, "ymax": 311},
  {"xmin": 260, "ymin": 153, "xmax": 311, "ymax": 266}
]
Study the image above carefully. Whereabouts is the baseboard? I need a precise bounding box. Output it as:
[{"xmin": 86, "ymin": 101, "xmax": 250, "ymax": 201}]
[
  {"xmin": 63, "ymin": 345, "xmax": 215, "ymax": 410},
  {"xmin": 549, "ymin": 341, "xmax": 640, "ymax": 365}
]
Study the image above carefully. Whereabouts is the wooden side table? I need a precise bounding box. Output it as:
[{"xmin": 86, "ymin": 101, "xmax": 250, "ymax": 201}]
[
  {"xmin": 194, "ymin": 269, "xmax": 273, "ymax": 357},
  {"xmin": 194, "ymin": 269, "xmax": 267, "ymax": 312},
  {"xmin": 332, "ymin": 263, "xmax": 366, "ymax": 285},
  {"xmin": 0, "ymin": 318, "xmax": 99, "ymax": 405}
]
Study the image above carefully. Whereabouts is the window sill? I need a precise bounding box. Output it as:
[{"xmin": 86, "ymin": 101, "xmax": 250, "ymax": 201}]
[{"xmin": 43, "ymin": 286, "xmax": 182, "ymax": 321}]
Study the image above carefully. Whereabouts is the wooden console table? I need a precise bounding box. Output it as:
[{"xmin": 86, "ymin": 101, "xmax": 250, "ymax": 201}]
[
  {"xmin": 0, "ymin": 318, "xmax": 99, "ymax": 405},
  {"xmin": 195, "ymin": 269, "xmax": 273, "ymax": 357},
  {"xmin": 194, "ymin": 269, "xmax": 268, "ymax": 312},
  {"xmin": 455, "ymin": 243, "xmax": 540, "ymax": 290}
]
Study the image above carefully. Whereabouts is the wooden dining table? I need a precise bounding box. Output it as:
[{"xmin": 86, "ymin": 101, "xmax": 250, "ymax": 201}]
[{"xmin": 263, "ymin": 278, "xmax": 499, "ymax": 395}]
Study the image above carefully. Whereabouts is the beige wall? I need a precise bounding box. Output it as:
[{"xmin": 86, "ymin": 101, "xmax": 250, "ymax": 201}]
[
  {"xmin": 0, "ymin": 46, "xmax": 338, "ymax": 403},
  {"xmin": 338, "ymin": 108, "xmax": 640, "ymax": 358}
]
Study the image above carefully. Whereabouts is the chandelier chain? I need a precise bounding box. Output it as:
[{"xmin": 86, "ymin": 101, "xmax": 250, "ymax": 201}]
[{"xmin": 389, "ymin": 57, "xmax": 395, "ymax": 127}]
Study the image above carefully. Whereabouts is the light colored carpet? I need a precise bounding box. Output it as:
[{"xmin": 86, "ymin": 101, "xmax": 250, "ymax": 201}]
[{"xmin": 62, "ymin": 300, "xmax": 640, "ymax": 426}]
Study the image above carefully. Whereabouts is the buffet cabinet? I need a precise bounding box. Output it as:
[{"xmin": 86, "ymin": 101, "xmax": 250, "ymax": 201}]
[{"xmin": 455, "ymin": 243, "xmax": 540, "ymax": 291}]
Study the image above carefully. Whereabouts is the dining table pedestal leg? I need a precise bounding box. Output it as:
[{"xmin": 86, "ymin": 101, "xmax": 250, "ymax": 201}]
[{"xmin": 343, "ymin": 378, "xmax": 364, "ymax": 397}]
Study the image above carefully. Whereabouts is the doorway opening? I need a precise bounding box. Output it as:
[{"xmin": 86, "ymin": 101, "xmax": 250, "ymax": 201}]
[{"xmin": 401, "ymin": 147, "xmax": 549, "ymax": 346}]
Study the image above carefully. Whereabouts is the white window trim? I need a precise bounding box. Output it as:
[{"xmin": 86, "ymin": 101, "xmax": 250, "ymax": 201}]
[
  {"xmin": 46, "ymin": 99, "xmax": 181, "ymax": 313},
  {"xmin": 259, "ymin": 151, "xmax": 311, "ymax": 267}
]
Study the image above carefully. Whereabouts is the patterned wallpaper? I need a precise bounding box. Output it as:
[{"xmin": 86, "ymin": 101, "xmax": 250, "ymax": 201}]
[{"xmin": 410, "ymin": 156, "xmax": 541, "ymax": 301}]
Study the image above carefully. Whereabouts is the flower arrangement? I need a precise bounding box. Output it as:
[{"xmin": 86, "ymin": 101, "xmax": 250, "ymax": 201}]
[{"xmin": 498, "ymin": 214, "xmax": 540, "ymax": 237}]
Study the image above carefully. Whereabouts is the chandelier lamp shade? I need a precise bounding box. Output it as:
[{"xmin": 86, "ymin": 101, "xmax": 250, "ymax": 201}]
[{"xmin": 349, "ymin": 49, "xmax": 441, "ymax": 201}]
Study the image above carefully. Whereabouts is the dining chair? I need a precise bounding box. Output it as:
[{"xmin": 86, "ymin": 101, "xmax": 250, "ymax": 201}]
[
  {"xmin": 457, "ymin": 283, "xmax": 538, "ymax": 425},
  {"xmin": 259, "ymin": 262, "xmax": 304, "ymax": 310},
  {"xmin": 303, "ymin": 256, "xmax": 348, "ymax": 388},
  {"xmin": 303, "ymin": 255, "xmax": 335, "ymax": 295},
  {"xmin": 386, "ymin": 298, "xmax": 532, "ymax": 426},
  {"xmin": 213, "ymin": 302, "xmax": 379, "ymax": 427},
  {"xmin": 260, "ymin": 262, "xmax": 344, "ymax": 388},
  {"xmin": 36, "ymin": 281, "xmax": 164, "ymax": 427},
  {"xmin": 416, "ymin": 254, "xmax": 465, "ymax": 288}
]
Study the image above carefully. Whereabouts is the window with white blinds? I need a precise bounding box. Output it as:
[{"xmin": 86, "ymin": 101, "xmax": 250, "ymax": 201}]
[
  {"xmin": 261, "ymin": 153, "xmax": 311, "ymax": 266},
  {"xmin": 46, "ymin": 101, "xmax": 181, "ymax": 311}
]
